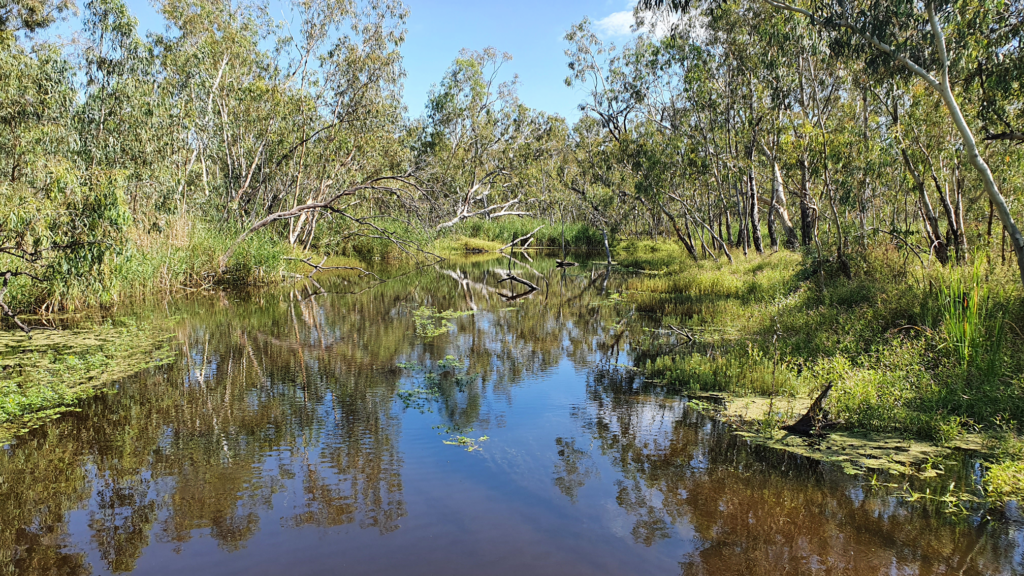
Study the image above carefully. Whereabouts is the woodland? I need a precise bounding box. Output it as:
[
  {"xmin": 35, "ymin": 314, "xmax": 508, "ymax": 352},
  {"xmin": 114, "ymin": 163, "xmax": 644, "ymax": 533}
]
[{"xmin": 3, "ymin": 0, "xmax": 1024, "ymax": 495}]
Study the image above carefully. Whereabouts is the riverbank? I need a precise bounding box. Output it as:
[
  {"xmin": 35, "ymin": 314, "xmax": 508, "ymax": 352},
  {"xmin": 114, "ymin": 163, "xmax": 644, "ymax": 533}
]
[
  {"xmin": 4, "ymin": 229, "xmax": 1023, "ymax": 504},
  {"xmin": 616, "ymin": 239, "xmax": 1024, "ymax": 503},
  {"xmin": 0, "ymin": 220, "xmax": 605, "ymax": 439}
]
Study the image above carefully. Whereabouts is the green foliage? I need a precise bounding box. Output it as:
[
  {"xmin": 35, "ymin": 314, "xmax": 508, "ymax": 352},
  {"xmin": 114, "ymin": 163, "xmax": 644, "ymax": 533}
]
[
  {"xmin": 984, "ymin": 461, "xmax": 1024, "ymax": 505},
  {"xmin": 412, "ymin": 306, "xmax": 473, "ymax": 339}
]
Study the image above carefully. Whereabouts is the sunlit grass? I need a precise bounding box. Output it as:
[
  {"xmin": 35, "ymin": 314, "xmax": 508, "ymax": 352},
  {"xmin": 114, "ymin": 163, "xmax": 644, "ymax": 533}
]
[{"xmin": 623, "ymin": 242, "xmax": 1024, "ymax": 459}]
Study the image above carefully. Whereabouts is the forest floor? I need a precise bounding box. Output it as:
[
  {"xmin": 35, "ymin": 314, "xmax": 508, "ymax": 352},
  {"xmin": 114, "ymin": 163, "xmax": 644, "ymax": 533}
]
[{"xmin": 614, "ymin": 239, "xmax": 1024, "ymax": 504}]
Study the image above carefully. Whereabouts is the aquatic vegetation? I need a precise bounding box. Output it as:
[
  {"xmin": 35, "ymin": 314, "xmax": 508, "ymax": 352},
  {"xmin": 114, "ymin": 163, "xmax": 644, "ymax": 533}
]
[
  {"xmin": 442, "ymin": 434, "xmax": 489, "ymax": 451},
  {"xmin": 396, "ymin": 387, "xmax": 439, "ymax": 413},
  {"xmin": 437, "ymin": 355, "xmax": 465, "ymax": 369},
  {"xmin": 412, "ymin": 306, "xmax": 474, "ymax": 339},
  {"xmin": 985, "ymin": 461, "xmax": 1024, "ymax": 505},
  {"xmin": 0, "ymin": 320, "xmax": 171, "ymax": 441}
]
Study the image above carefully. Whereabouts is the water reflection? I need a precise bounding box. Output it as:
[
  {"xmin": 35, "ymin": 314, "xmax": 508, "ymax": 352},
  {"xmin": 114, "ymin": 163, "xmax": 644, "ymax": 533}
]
[
  {"xmin": 576, "ymin": 366, "xmax": 1022, "ymax": 575},
  {"xmin": 1, "ymin": 252, "xmax": 1022, "ymax": 576}
]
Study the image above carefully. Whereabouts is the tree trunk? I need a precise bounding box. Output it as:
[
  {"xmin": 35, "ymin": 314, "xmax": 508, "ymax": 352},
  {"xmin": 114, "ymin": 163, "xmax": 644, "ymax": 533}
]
[
  {"xmin": 923, "ymin": 5, "xmax": 1023, "ymax": 281},
  {"xmin": 748, "ymin": 170, "xmax": 764, "ymax": 254},
  {"xmin": 767, "ymin": 203, "xmax": 779, "ymax": 251},
  {"xmin": 798, "ymin": 157, "xmax": 815, "ymax": 246},
  {"xmin": 899, "ymin": 147, "xmax": 948, "ymax": 265}
]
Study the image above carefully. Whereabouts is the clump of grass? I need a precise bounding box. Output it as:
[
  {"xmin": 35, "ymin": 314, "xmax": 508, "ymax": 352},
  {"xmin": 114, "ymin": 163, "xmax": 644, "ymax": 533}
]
[
  {"xmin": 933, "ymin": 261, "xmax": 1005, "ymax": 370},
  {"xmin": 645, "ymin": 347, "xmax": 801, "ymax": 397},
  {"xmin": 431, "ymin": 235, "xmax": 503, "ymax": 255}
]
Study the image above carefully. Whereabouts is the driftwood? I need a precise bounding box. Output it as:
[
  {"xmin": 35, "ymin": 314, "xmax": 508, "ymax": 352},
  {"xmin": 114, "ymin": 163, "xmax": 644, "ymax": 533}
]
[{"xmin": 781, "ymin": 384, "xmax": 839, "ymax": 435}]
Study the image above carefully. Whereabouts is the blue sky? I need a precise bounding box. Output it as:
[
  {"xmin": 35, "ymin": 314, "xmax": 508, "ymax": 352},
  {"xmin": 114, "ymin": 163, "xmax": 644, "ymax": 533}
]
[{"xmin": 113, "ymin": 0, "xmax": 640, "ymax": 121}]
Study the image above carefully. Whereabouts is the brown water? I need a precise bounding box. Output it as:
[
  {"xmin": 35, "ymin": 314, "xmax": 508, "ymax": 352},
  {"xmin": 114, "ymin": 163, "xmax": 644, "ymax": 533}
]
[{"xmin": 1, "ymin": 253, "xmax": 1022, "ymax": 575}]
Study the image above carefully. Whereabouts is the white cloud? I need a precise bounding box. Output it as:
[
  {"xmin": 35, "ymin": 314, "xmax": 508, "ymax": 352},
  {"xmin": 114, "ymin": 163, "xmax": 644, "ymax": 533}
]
[
  {"xmin": 594, "ymin": 11, "xmax": 635, "ymax": 38},
  {"xmin": 594, "ymin": 6, "xmax": 707, "ymax": 43}
]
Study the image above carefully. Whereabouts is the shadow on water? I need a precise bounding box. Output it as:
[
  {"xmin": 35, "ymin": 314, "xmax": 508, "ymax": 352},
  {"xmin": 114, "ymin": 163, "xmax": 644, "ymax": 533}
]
[{"xmin": 1, "ymin": 251, "xmax": 1022, "ymax": 575}]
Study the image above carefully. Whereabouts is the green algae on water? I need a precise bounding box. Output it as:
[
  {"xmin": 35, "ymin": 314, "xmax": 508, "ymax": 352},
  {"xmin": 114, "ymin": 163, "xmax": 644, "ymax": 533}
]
[
  {"xmin": 694, "ymin": 393, "xmax": 965, "ymax": 478},
  {"xmin": 0, "ymin": 321, "xmax": 172, "ymax": 443}
]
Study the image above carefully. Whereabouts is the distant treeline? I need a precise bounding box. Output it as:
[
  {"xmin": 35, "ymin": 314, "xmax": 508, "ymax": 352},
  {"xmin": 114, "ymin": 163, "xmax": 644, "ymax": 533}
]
[{"xmin": 3, "ymin": 0, "xmax": 1024, "ymax": 324}]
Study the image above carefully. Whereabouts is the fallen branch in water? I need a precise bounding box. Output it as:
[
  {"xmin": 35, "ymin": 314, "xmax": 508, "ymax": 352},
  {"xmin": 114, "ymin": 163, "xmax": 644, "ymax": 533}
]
[
  {"xmin": 284, "ymin": 256, "xmax": 381, "ymax": 280},
  {"xmin": 498, "ymin": 286, "xmax": 539, "ymax": 302},
  {"xmin": 0, "ymin": 271, "xmax": 57, "ymax": 337},
  {"xmin": 667, "ymin": 324, "xmax": 695, "ymax": 343},
  {"xmin": 498, "ymin": 273, "xmax": 539, "ymax": 291},
  {"xmin": 499, "ymin": 226, "xmax": 544, "ymax": 252}
]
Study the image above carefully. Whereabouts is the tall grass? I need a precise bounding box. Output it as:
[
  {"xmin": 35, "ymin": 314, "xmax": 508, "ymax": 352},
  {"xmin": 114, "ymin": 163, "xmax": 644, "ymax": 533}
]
[
  {"xmin": 1, "ymin": 216, "xmax": 300, "ymax": 314},
  {"xmin": 624, "ymin": 241, "xmax": 1024, "ymax": 446},
  {"xmin": 934, "ymin": 261, "xmax": 1004, "ymax": 370},
  {"xmin": 448, "ymin": 217, "xmax": 605, "ymax": 249}
]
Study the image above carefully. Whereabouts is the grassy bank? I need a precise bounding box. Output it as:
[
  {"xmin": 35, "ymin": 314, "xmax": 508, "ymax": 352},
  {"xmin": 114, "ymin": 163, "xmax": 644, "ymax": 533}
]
[
  {"xmin": 0, "ymin": 217, "xmax": 355, "ymax": 432},
  {"xmin": 616, "ymin": 239, "xmax": 1024, "ymax": 502},
  {"xmin": 0, "ymin": 216, "xmax": 384, "ymax": 316}
]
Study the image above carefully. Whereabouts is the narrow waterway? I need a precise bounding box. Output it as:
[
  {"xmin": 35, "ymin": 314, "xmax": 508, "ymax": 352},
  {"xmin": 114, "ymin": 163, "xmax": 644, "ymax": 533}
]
[{"xmin": 1, "ymin": 252, "xmax": 1020, "ymax": 575}]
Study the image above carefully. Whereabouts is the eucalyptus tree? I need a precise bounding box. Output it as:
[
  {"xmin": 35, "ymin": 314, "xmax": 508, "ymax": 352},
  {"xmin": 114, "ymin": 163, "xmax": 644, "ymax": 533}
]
[
  {"xmin": 0, "ymin": 0, "xmax": 132, "ymax": 330},
  {"xmin": 562, "ymin": 21, "xmax": 656, "ymax": 254},
  {"xmin": 0, "ymin": 0, "xmax": 73, "ymax": 32},
  {"xmin": 642, "ymin": 0, "xmax": 1024, "ymax": 285},
  {"xmin": 414, "ymin": 48, "xmax": 548, "ymax": 231},
  {"xmin": 78, "ymin": 0, "xmax": 178, "ymax": 217},
  {"xmin": 265, "ymin": 0, "xmax": 411, "ymax": 250},
  {"xmin": 151, "ymin": 0, "xmax": 282, "ymax": 219},
  {"xmin": 148, "ymin": 0, "xmax": 416, "ymax": 268}
]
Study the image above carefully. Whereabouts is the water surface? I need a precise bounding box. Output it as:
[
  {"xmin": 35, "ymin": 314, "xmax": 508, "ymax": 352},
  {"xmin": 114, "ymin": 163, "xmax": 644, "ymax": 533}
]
[{"xmin": 2, "ymin": 253, "xmax": 1021, "ymax": 575}]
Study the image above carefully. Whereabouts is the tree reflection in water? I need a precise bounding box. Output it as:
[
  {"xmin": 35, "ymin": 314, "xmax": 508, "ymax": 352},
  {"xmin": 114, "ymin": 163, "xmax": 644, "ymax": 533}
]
[
  {"xmin": 573, "ymin": 366, "xmax": 1019, "ymax": 576},
  {"xmin": 0, "ymin": 253, "xmax": 1020, "ymax": 576}
]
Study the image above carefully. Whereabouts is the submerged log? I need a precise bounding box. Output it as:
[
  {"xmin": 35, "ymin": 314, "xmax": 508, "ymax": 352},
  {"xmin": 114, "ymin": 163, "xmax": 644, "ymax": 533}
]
[
  {"xmin": 499, "ymin": 286, "xmax": 538, "ymax": 302},
  {"xmin": 781, "ymin": 383, "xmax": 840, "ymax": 436},
  {"xmin": 498, "ymin": 273, "xmax": 539, "ymax": 291}
]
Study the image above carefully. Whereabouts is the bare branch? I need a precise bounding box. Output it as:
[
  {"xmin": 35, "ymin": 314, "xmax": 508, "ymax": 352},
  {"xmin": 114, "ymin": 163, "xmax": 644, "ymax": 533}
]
[{"xmin": 499, "ymin": 225, "xmax": 544, "ymax": 252}]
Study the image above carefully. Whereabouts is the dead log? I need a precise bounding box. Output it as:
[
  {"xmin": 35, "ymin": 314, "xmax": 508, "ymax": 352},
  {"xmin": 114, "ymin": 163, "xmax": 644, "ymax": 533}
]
[{"xmin": 781, "ymin": 383, "xmax": 839, "ymax": 435}]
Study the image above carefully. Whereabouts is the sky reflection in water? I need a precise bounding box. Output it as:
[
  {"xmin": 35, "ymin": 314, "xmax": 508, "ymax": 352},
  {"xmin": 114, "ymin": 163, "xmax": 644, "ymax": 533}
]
[{"xmin": 1, "ymin": 253, "xmax": 1022, "ymax": 576}]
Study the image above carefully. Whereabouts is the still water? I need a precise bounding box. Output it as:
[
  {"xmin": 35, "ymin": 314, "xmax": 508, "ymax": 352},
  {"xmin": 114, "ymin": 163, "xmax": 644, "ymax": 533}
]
[{"xmin": 2, "ymin": 253, "xmax": 1022, "ymax": 575}]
